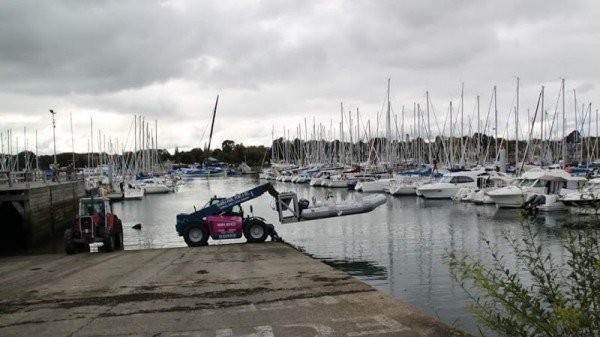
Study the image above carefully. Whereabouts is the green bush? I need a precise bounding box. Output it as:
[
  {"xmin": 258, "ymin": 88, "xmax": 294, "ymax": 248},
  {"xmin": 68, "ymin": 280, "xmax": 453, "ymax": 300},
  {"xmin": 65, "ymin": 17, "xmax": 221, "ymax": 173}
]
[{"xmin": 445, "ymin": 219, "xmax": 600, "ymax": 337}]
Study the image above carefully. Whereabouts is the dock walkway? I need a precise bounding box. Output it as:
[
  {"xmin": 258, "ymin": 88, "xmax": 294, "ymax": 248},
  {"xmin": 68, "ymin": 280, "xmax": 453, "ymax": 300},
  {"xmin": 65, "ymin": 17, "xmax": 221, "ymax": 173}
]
[{"xmin": 0, "ymin": 243, "xmax": 467, "ymax": 337}]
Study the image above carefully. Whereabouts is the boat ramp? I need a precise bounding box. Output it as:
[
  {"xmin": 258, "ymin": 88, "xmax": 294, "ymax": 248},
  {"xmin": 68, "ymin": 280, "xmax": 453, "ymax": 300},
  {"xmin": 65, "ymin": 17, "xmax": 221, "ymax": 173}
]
[{"xmin": 0, "ymin": 243, "xmax": 468, "ymax": 337}]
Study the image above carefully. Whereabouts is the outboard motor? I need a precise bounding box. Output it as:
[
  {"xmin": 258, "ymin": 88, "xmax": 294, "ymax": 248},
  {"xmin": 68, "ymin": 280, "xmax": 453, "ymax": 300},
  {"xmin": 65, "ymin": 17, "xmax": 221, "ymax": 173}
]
[
  {"xmin": 523, "ymin": 194, "xmax": 545, "ymax": 215},
  {"xmin": 298, "ymin": 198, "xmax": 310, "ymax": 212},
  {"xmin": 532, "ymin": 194, "xmax": 546, "ymax": 206},
  {"xmin": 524, "ymin": 194, "xmax": 538, "ymax": 208}
]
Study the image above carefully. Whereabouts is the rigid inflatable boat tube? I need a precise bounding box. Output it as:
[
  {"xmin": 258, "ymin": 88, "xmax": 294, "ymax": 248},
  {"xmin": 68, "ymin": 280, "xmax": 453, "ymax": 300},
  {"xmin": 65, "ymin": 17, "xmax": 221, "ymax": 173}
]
[{"xmin": 300, "ymin": 194, "xmax": 387, "ymax": 220}]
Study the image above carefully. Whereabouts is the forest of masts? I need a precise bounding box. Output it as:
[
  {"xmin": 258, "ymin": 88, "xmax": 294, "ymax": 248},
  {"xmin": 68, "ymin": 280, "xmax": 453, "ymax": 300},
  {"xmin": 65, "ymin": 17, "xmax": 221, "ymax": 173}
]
[
  {"xmin": 1, "ymin": 79, "xmax": 600, "ymax": 174},
  {"xmin": 0, "ymin": 115, "xmax": 167, "ymax": 175},
  {"xmin": 272, "ymin": 79, "xmax": 600, "ymax": 171}
]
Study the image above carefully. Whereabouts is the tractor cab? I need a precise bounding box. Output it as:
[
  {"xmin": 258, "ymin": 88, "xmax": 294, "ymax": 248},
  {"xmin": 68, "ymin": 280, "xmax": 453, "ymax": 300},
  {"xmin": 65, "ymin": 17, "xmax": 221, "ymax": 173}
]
[
  {"xmin": 80, "ymin": 198, "xmax": 110, "ymax": 228},
  {"xmin": 64, "ymin": 197, "xmax": 123, "ymax": 254}
]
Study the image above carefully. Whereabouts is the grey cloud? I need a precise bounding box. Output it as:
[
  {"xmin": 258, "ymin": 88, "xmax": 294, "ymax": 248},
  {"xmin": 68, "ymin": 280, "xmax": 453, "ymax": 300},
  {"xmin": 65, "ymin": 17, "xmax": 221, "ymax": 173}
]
[{"xmin": 1, "ymin": 0, "xmax": 599, "ymax": 152}]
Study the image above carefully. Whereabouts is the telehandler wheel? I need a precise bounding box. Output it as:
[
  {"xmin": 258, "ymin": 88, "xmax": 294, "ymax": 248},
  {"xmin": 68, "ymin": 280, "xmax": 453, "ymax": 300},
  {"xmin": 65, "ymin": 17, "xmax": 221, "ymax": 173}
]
[
  {"xmin": 244, "ymin": 219, "xmax": 269, "ymax": 243},
  {"xmin": 183, "ymin": 221, "xmax": 209, "ymax": 247},
  {"xmin": 64, "ymin": 228, "xmax": 77, "ymax": 254}
]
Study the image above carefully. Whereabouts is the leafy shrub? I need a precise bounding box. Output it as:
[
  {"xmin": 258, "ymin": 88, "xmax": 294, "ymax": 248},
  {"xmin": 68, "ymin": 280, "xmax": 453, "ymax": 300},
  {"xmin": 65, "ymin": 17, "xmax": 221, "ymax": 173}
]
[{"xmin": 445, "ymin": 219, "xmax": 600, "ymax": 337}]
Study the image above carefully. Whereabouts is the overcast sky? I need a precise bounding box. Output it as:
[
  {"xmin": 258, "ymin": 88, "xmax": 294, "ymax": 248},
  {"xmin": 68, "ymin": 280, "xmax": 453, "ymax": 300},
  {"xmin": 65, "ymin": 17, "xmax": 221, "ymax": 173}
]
[{"xmin": 1, "ymin": 0, "xmax": 599, "ymax": 156}]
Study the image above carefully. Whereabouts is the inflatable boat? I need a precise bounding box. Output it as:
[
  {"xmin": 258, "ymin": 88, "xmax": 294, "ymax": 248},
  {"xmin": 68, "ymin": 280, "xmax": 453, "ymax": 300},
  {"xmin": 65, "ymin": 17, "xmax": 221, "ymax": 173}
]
[{"xmin": 300, "ymin": 194, "xmax": 387, "ymax": 220}]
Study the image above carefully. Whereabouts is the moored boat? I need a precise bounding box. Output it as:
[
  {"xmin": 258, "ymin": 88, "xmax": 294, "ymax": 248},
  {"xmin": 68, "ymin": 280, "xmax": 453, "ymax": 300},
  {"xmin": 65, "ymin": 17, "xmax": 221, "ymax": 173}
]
[
  {"xmin": 561, "ymin": 177, "xmax": 600, "ymax": 214},
  {"xmin": 487, "ymin": 169, "xmax": 584, "ymax": 208},
  {"xmin": 124, "ymin": 184, "xmax": 145, "ymax": 200},
  {"xmin": 417, "ymin": 170, "xmax": 486, "ymax": 199}
]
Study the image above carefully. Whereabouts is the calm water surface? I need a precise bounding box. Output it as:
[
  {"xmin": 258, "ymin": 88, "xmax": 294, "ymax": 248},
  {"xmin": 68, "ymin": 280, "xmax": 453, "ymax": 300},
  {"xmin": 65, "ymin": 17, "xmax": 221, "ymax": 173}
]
[{"xmin": 111, "ymin": 176, "xmax": 571, "ymax": 335}]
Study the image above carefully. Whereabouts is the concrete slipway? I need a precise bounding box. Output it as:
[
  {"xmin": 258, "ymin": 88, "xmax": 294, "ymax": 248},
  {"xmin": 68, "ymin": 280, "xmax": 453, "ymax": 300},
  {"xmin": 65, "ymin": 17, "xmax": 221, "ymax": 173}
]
[{"xmin": 0, "ymin": 243, "xmax": 469, "ymax": 337}]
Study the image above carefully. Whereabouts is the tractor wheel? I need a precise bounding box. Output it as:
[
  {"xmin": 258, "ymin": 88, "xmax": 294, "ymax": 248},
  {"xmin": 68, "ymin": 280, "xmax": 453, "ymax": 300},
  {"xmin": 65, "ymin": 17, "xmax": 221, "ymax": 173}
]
[
  {"xmin": 103, "ymin": 230, "xmax": 116, "ymax": 252},
  {"xmin": 114, "ymin": 219, "xmax": 124, "ymax": 250},
  {"xmin": 244, "ymin": 219, "xmax": 269, "ymax": 243},
  {"xmin": 183, "ymin": 221, "xmax": 209, "ymax": 247},
  {"xmin": 64, "ymin": 229, "xmax": 77, "ymax": 254}
]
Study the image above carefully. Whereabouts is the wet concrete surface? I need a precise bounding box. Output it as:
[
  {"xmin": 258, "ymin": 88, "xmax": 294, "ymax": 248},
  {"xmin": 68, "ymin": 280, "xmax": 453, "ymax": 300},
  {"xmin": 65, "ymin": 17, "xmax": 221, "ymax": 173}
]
[{"xmin": 0, "ymin": 243, "xmax": 468, "ymax": 336}]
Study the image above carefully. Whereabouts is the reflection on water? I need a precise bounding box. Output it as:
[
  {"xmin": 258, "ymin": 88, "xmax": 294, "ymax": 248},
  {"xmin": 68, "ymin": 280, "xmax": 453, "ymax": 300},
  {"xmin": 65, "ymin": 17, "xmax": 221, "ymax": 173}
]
[
  {"xmin": 107, "ymin": 176, "xmax": 573, "ymax": 335},
  {"xmin": 319, "ymin": 258, "xmax": 388, "ymax": 281}
]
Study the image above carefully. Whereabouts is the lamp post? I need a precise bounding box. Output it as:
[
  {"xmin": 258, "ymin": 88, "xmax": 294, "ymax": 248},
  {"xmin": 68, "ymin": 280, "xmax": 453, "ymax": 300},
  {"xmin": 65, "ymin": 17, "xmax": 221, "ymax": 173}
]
[{"xmin": 49, "ymin": 109, "xmax": 57, "ymax": 164}]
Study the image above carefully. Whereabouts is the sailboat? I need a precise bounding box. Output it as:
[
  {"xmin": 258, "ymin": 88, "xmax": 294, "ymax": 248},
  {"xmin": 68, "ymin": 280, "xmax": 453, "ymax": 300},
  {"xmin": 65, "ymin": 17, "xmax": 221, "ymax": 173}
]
[{"xmin": 180, "ymin": 95, "xmax": 229, "ymax": 179}]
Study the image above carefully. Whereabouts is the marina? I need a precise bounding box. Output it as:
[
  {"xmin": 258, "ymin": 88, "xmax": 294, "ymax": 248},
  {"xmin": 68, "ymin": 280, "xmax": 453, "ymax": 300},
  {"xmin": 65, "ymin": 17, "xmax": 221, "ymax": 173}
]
[
  {"xmin": 2, "ymin": 2, "xmax": 600, "ymax": 336},
  {"xmin": 8, "ymin": 175, "xmax": 578, "ymax": 336}
]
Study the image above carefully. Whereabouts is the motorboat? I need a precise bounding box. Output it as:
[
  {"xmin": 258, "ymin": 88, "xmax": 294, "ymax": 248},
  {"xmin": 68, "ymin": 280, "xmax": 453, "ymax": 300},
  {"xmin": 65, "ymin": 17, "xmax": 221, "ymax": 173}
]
[
  {"xmin": 294, "ymin": 173, "xmax": 311, "ymax": 184},
  {"xmin": 259, "ymin": 168, "xmax": 276, "ymax": 180},
  {"xmin": 561, "ymin": 177, "xmax": 600, "ymax": 214},
  {"xmin": 309, "ymin": 170, "xmax": 338, "ymax": 186},
  {"xmin": 453, "ymin": 172, "xmax": 514, "ymax": 203},
  {"xmin": 486, "ymin": 169, "xmax": 584, "ymax": 208},
  {"xmin": 137, "ymin": 177, "xmax": 171, "ymax": 194},
  {"xmin": 417, "ymin": 170, "xmax": 486, "ymax": 199},
  {"xmin": 389, "ymin": 176, "xmax": 434, "ymax": 196},
  {"xmin": 322, "ymin": 174, "xmax": 355, "ymax": 188},
  {"xmin": 472, "ymin": 175, "xmax": 515, "ymax": 205},
  {"xmin": 124, "ymin": 184, "xmax": 144, "ymax": 200},
  {"xmin": 180, "ymin": 167, "xmax": 227, "ymax": 178}
]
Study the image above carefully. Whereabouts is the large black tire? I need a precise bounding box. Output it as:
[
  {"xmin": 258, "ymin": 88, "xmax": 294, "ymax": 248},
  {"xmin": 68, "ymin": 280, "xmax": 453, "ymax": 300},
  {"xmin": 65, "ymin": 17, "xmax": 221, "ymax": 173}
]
[
  {"xmin": 244, "ymin": 219, "xmax": 269, "ymax": 243},
  {"xmin": 103, "ymin": 229, "xmax": 115, "ymax": 252},
  {"xmin": 183, "ymin": 221, "xmax": 209, "ymax": 247},
  {"xmin": 114, "ymin": 219, "xmax": 124, "ymax": 250},
  {"xmin": 64, "ymin": 229, "xmax": 77, "ymax": 254}
]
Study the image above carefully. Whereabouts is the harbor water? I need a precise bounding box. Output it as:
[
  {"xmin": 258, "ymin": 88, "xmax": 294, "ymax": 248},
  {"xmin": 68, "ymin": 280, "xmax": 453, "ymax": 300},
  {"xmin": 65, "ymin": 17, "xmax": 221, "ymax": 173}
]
[{"xmin": 51, "ymin": 176, "xmax": 574, "ymax": 335}]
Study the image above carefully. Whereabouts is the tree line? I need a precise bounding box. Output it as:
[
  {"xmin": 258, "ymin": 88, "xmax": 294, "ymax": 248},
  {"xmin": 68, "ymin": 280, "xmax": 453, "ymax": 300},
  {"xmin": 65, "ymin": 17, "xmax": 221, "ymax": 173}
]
[{"xmin": 3, "ymin": 140, "xmax": 271, "ymax": 171}]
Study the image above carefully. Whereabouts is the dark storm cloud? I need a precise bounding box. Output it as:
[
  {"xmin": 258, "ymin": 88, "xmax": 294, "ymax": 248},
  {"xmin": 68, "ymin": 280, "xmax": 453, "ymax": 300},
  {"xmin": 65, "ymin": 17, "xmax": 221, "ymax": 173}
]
[
  {"xmin": 0, "ymin": 1, "xmax": 211, "ymax": 94},
  {"xmin": 0, "ymin": 0, "xmax": 599, "ymax": 153}
]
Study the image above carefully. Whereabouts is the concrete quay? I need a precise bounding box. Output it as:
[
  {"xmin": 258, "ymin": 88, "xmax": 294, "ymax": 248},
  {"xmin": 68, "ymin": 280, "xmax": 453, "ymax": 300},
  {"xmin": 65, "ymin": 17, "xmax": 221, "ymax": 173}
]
[{"xmin": 0, "ymin": 243, "xmax": 468, "ymax": 337}]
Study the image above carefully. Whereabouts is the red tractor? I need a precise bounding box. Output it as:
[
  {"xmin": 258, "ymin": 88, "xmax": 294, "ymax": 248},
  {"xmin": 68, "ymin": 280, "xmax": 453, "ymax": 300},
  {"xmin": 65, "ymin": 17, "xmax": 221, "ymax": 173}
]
[{"xmin": 64, "ymin": 197, "xmax": 124, "ymax": 253}]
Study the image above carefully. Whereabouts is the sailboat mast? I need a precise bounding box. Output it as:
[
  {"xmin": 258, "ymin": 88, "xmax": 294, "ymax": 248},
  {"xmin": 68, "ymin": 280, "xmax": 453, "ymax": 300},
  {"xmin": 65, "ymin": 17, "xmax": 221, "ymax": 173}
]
[
  {"xmin": 477, "ymin": 95, "xmax": 480, "ymax": 165},
  {"xmin": 401, "ymin": 105, "xmax": 405, "ymax": 166},
  {"xmin": 573, "ymin": 89, "xmax": 583, "ymax": 162},
  {"xmin": 494, "ymin": 86, "xmax": 498, "ymax": 163},
  {"xmin": 70, "ymin": 112, "xmax": 75, "ymax": 167},
  {"xmin": 562, "ymin": 78, "xmax": 566, "ymax": 167},
  {"xmin": 541, "ymin": 86, "xmax": 545, "ymax": 167},
  {"xmin": 461, "ymin": 83, "xmax": 464, "ymax": 167},
  {"xmin": 417, "ymin": 104, "xmax": 421, "ymax": 166},
  {"xmin": 348, "ymin": 110, "xmax": 353, "ymax": 164},
  {"xmin": 427, "ymin": 91, "xmax": 432, "ymax": 165},
  {"xmin": 356, "ymin": 109, "xmax": 360, "ymax": 163},
  {"xmin": 516, "ymin": 77, "xmax": 520, "ymax": 166},
  {"xmin": 340, "ymin": 102, "xmax": 344, "ymax": 166},
  {"xmin": 588, "ymin": 103, "xmax": 592, "ymax": 166},
  {"xmin": 386, "ymin": 78, "xmax": 391, "ymax": 166},
  {"xmin": 206, "ymin": 95, "xmax": 219, "ymax": 159},
  {"xmin": 450, "ymin": 101, "xmax": 453, "ymax": 166},
  {"xmin": 90, "ymin": 117, "xmax": 94, "ymax": 169}
]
